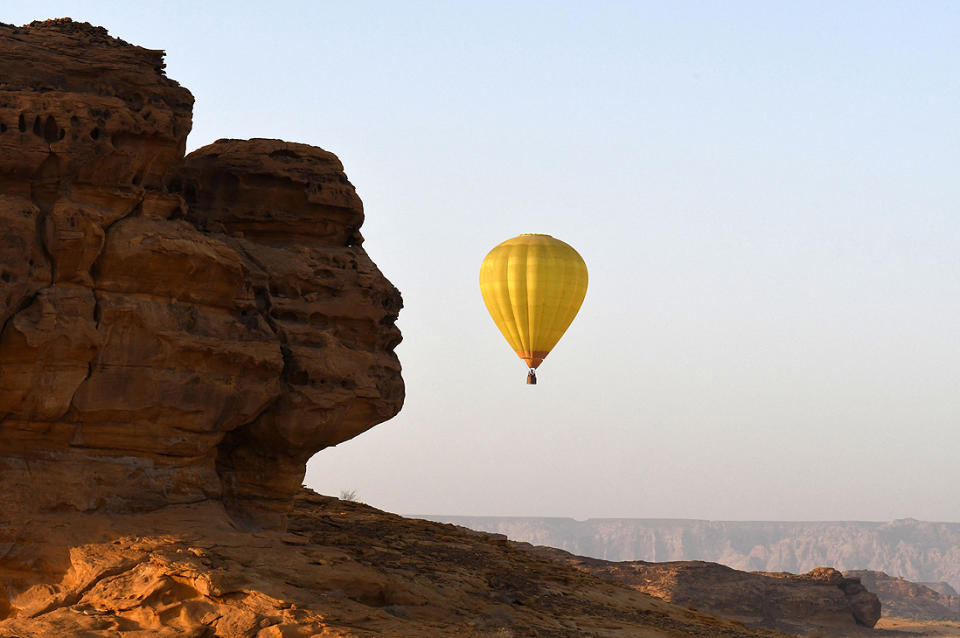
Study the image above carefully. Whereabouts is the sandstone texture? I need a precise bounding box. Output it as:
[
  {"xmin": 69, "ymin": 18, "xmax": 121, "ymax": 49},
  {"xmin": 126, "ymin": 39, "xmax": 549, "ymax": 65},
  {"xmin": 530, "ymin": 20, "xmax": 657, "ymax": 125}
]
[
  {"xmin": 0, "ymin": 488, "xmax": 796, "ymax": 637},
  {"xmin": 846, "ymin": 570, "xmax": 960, "ymax": 621},
  {"xmin": 425, "ymin": 516, "xmax": 960, "ymax": 593},
  {"xmin": 532, "ymin": 547, "xmax": 881, "ymax": 636},
  {"xmin": 0, "ymin": 19, "xmax": 402, "ymax": 529}
]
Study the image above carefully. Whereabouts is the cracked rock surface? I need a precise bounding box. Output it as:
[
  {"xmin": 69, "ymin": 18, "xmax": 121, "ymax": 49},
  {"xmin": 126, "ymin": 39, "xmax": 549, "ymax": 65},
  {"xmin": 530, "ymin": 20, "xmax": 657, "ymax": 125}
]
[
  {"xmin": 0, "ymin": 489, "xmax": 792, "ymax": 637},
  {"xmin": 0, "ymin": 18, "xmax": 403, "ymax": 529}
]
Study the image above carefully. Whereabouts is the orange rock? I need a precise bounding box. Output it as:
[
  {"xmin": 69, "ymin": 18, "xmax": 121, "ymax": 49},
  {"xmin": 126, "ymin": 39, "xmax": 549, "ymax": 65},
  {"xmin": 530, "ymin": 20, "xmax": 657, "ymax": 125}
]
[
  {"xmin": 0, "ymin": 489, "xmax": 790, "ymax": 637},
  {"xmin": 0, "ymin": 19, "xmax": 401, "ymax": 527}
]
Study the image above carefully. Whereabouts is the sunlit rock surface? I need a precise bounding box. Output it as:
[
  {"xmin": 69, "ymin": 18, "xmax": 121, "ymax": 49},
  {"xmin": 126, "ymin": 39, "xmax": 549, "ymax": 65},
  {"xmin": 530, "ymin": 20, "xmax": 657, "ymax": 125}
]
[
  {"xmin": 0, "ymin": 19, "xmax": 402, "ymax": 529},
  {"xmin": 1, "ymin": 488, "xmax": 798, "ymax": 637}
]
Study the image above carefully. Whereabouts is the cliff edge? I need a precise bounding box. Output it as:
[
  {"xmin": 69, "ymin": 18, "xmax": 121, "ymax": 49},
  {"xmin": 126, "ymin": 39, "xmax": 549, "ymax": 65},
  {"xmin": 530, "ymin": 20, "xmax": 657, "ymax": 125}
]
[{"xmin": 0, "ymin": 19, "xmax": 403, "ymax": 531}]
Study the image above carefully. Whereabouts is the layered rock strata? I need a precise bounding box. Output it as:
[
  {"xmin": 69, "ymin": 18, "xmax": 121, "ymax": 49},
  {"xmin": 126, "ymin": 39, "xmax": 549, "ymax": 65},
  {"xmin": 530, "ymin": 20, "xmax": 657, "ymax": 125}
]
[{"xmin": 0, "ymin": 19, "xmax": 402, "ymax": 532}]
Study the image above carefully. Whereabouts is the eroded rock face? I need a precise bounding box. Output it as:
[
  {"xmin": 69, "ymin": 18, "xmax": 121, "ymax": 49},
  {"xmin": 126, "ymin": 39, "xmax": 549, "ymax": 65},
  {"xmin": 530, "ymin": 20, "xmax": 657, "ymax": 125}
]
[
  {"xmin": 174, "ymin": 139, "xmax": 404, "ymax": 523},
  {"xmin": 532, "ymin": 548, "xmax": 882, "ymax": 636},
  {"xmin": 0, "ymin": 20, "xmax": 403, "ymax": 531}
]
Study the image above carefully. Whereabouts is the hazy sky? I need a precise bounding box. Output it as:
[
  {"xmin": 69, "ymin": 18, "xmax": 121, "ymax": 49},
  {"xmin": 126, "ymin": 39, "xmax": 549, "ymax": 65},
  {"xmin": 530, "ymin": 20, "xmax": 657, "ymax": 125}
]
[{"xmin": 9, "ymin": 1, "xmax": 960, "ymax": 521}]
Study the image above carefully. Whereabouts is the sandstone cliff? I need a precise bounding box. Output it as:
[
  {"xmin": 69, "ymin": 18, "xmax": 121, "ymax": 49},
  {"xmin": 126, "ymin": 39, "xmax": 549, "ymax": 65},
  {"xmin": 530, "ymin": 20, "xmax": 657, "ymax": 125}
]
[
  {"xmin": 0, "ymin": 19, "xmax": 402, "ymax": 531},
  {"xmin": 424, "ymin": 516, "xmax": 960, "ymax": 593}
]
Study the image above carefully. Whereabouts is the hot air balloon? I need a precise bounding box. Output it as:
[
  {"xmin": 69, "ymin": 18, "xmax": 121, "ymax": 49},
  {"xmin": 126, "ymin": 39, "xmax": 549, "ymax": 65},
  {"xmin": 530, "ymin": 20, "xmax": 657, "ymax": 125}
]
[{"xmin": 479, "ymin": 234, "xmax": 588, "ymax": 384}]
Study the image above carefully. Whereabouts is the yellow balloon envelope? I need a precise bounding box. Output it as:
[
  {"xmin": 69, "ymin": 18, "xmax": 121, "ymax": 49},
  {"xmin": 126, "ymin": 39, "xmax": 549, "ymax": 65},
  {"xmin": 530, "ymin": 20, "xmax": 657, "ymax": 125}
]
[{"xmin": 479, "ymin": 234, "xmax": 588, "ymax": 384}]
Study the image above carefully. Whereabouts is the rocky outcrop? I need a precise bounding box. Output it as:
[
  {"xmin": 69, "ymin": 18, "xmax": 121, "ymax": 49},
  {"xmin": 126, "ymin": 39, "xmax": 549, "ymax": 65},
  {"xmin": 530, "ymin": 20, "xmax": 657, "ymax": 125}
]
[
  {"xmin": 531, "ymin": 547, "xmax": 880, "ymax": 636},
  {"xmin": 0, "ymin": 488, "xmax": 793, "ymax": 637},
  {"xmin": 424, "ymin": 516, "xmax": 960, "ymax": 592},
  {"xmin": 173, "ymin": 139, "xmax": 404, "ymax": 525},
  {"xmin": 0, "ymin": 19, "xmax": 402, "ymax": 532},
  {"xmin": 846, "ymin": 570, "xmax": 960, "ymax": 620}
]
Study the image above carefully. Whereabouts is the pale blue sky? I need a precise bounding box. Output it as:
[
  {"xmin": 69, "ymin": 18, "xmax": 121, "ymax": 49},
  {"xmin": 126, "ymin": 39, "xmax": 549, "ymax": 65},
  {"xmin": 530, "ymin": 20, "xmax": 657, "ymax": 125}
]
[{"xmin": 8, "ymin": 1, "xmax": 960, "ymax": 520}]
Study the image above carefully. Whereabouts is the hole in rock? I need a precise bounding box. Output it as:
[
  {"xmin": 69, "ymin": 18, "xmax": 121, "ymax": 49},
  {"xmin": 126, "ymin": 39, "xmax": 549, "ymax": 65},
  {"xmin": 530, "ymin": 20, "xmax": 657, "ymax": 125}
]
[
  {"xmin": 17, "ymin": 113, "xmax": 25, "ymax": 132},
  {"xmin": 90, "ymin": 127, "xmax": 100, "ymax": 140},
  {"xmin": 44, "ymin": 116, "xmax": 61, "ymax": 143}
]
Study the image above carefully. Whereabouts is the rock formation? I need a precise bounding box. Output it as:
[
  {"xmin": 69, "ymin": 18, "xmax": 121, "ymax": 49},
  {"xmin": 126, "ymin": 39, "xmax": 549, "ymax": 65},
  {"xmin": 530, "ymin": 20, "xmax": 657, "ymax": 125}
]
[
  {"xmin": 424, "ymin": 515, "xmax": 960, "ymax": 592},
  {"xmin": 0, "ymin": 18, "xmax": 402, "ymax": 530},
  {"xmin": 846, "ymin": 570, "xmax": 960, "ymax": 620},
  {"xmin": 532, "ymin": 548, "xmax": 880, "ymax": 636},
  {"xmin": 1, "ymin": 488, "xmax": 796, "ymax": 637}
]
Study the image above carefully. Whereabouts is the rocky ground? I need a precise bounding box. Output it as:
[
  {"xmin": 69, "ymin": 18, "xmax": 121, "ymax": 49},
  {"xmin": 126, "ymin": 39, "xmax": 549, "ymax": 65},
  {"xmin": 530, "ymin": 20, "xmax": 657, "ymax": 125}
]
[
  {"xmin": 13, "ymin": 489, "xmax": 960, "ymax": 637},
  {"xmin": 1, "ymin": 489, "xmax": 793, "ymax": 637}
]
